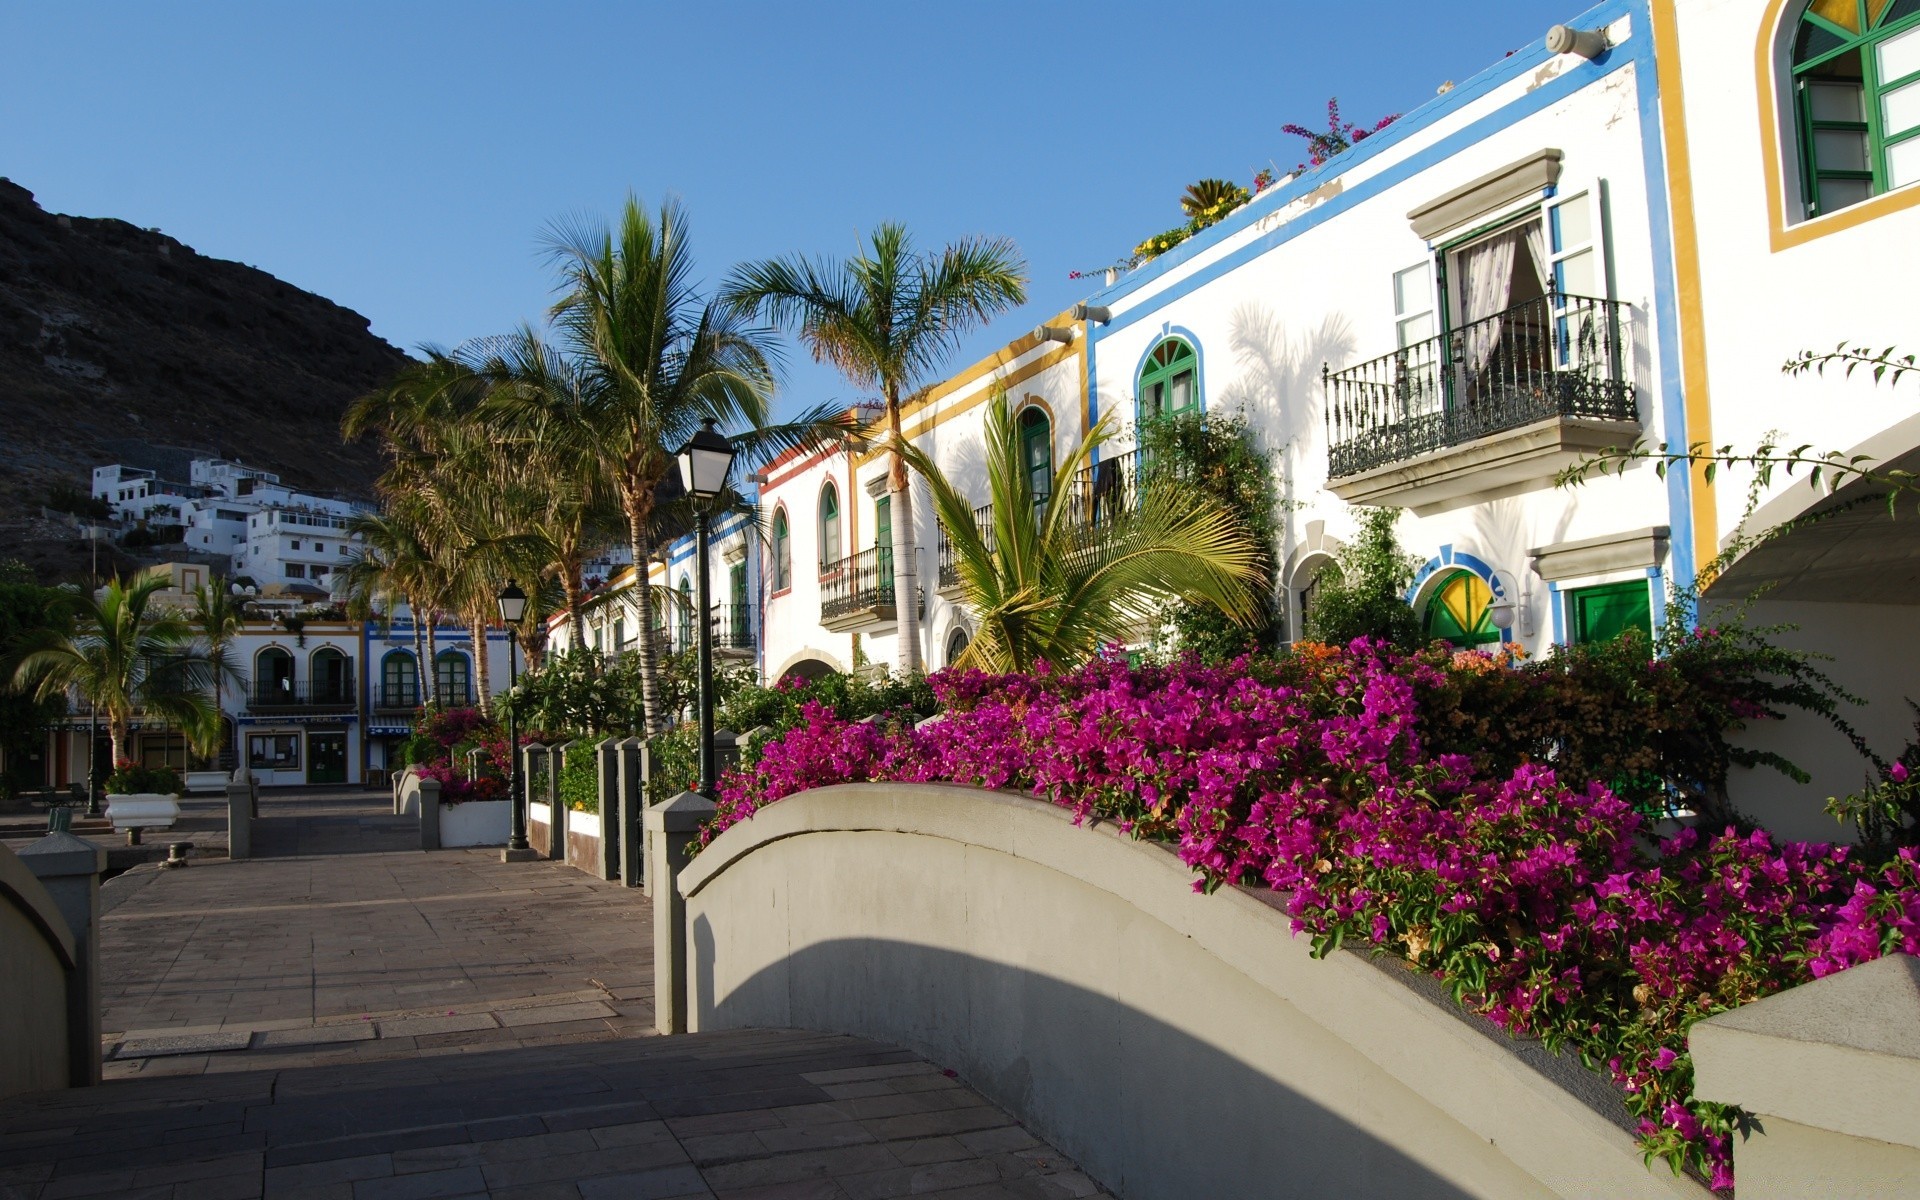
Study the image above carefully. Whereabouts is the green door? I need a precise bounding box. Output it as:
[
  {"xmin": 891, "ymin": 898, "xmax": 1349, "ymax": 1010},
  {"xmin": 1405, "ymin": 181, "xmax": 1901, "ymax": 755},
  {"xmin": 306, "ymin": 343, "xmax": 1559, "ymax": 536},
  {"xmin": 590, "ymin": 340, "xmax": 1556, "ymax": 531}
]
[{"xmin": 309, "ymin": 733, "xmax": 347, "ymax": 784}]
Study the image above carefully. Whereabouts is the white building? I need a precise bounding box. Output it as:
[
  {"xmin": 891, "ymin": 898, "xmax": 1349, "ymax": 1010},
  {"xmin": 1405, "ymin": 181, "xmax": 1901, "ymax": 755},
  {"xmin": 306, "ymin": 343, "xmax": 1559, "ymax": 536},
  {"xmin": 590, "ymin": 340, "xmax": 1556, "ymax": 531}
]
[
  {"xmin": 234, "ymin": 500, "xmax": 364, "ymax": 595},
  {"xmin": 747, "ymin": 0, "xmax": 1920, "ymax": 839}
]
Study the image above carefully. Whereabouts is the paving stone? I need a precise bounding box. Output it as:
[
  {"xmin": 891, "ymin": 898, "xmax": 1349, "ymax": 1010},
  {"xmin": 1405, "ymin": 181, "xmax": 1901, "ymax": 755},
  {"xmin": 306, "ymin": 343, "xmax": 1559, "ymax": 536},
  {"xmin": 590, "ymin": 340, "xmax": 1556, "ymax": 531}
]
[
  {"xmin": 376, "ymin": 1014, "xmax": 498, "ymax": 1038},
  {"xmin": 575, "ymin": 1163, "xmax": 709, "ymax": 1199},
  {"xmin": 496, "ymin": 1001, "xmax": 618, "ymax": 1028},
  {"xmin": 254, "ymin": 1025, "xmax": 378, "ymax": 1050},
  {"xmin": 116, "ymin": 1032, "xmax": 254, "ymax": 1058}
]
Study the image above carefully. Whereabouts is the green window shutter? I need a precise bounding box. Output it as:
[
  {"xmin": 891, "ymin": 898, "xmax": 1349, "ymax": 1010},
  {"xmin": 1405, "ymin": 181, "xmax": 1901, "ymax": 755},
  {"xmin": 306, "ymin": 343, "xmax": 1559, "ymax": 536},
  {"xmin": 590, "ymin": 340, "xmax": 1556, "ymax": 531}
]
[
  {"xmin": 1569, "ymin": 580, "xmax": 1653, "ymax": 645},
  {"xmin": 1019, "ymin": 408, "xmax": 1053, "ymax": 503},
  {"xmin": 874, "ymin": 496, "xmax": 893, "ymax": 575}
]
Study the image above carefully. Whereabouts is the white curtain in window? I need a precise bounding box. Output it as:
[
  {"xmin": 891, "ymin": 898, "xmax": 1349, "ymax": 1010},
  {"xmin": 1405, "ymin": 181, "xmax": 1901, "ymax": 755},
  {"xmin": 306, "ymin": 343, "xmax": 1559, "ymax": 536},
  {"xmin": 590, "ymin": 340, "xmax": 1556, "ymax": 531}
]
[
  {"xmin": 1458, "ymin": 228, "xmax": 1521, "ymax": 379},
  {"xmin": 1523, "ymin": 221, "xmax": 1549, "ymax": 294}
]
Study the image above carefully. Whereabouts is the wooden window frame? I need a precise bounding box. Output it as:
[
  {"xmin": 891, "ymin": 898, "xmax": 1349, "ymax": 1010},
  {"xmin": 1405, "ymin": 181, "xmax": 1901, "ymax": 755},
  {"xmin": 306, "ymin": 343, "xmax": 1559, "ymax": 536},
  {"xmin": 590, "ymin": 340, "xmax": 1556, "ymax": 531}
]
[{"xmin": 1791, "ymin": 0, "xmax": 1920, "ymax": 216}]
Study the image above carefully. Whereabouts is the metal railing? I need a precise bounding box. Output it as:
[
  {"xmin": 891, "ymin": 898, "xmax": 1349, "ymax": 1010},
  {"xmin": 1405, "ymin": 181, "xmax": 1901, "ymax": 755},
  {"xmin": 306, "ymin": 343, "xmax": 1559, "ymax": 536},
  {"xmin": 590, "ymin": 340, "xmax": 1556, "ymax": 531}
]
[
  {"xmin": 1063, "ymin": 448, "xmax": 1148, "ymax": 526},
  {"xmin": 714, "ymin": 603, "xmax": 755, "ymax": 651},
  {"xmin": 820, "ymin": 546, "xmax": 924, "ymax": 621},
  {"xmin": 373, "ymin": 684, "xmax": 420, "ymax": 711},
  {"xmin": 937, "ymin": 503, "xmax": 996, "ymax": 588},
  {"xmin": 1324, "ymin": 292, "xmax": 1634, "ymax": 479},
  {"xmin": 249, "ymin": 680, "xmax": 356, "ymax": 709}
]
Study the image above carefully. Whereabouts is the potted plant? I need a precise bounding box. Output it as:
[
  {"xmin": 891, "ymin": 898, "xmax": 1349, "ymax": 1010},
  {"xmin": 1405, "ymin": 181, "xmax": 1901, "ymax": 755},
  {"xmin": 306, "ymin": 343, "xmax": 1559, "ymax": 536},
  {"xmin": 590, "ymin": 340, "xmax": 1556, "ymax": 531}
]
[{"xmin": 103, "ymin": 760, "xmax": 182, "ymax": 844}]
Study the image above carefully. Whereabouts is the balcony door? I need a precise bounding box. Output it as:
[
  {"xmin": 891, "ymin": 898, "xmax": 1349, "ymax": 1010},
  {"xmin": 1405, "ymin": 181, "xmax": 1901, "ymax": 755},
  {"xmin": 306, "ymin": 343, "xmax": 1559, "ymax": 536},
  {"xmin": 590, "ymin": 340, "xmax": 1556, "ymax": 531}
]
[
  {"xmin": 874, "ymin": 495, "xmax": 893, "ymax": 584},
  {"xmin": 1445, "ymin": 218, "xmax": 1549, "ymax": 414}
]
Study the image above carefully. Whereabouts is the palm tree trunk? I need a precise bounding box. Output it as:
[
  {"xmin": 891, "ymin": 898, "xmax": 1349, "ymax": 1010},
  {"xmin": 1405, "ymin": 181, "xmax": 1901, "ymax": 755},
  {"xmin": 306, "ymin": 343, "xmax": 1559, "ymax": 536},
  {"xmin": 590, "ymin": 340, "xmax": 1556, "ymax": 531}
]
[
  {"xmin": 470, "ymin": 616, "xmax": 493, "ymax": 717},
  {"xmin": 886, "ymin": 391, "xmax": 923, "ymax": 675},
  {"xmin": 108, "ymin": 715, "xmax": 130, "ymax": 775},
  {"xmin": 410, "ymin": 595, "xmax": 428, "ymax": 708},
  {"xmin": 425, "ymin": 614, "xmax": 441, "ymax": 708},
  {"xmin": 626, "ymin": 498, "xmax": 665, "ymax": 734},
  {"xmin": 563, "ymin": 570, "xmax": 590, "ymax": 658}
]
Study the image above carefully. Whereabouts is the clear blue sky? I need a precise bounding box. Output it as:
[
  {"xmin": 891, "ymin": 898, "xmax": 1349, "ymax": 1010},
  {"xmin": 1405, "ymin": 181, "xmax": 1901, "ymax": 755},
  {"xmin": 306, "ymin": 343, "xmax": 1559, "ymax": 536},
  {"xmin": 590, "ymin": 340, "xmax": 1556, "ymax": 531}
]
[{"xmin": 2, "ymin": 0, "xmax": 1581, "ymax": 420}]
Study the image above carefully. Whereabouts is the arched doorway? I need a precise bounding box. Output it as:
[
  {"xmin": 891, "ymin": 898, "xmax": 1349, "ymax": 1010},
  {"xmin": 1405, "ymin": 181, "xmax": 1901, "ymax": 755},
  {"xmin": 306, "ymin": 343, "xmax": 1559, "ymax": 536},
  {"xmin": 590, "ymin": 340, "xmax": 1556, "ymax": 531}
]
[{"xmin": 255, "ymin": 647, "xmax": 294, "ymax": 703}]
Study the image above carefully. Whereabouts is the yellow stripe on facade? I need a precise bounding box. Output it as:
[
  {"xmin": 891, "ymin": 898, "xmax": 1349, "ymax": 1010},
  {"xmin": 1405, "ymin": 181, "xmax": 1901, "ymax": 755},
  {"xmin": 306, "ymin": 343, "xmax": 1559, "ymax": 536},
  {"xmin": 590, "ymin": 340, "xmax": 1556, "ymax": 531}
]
[
  {"xmin": 856, "ymin": 340, "xmax": 1083, "ymax": 468},
  {"xmin": 1651, "ymin": 0, "xmax": 1719, "ymax": 576}
]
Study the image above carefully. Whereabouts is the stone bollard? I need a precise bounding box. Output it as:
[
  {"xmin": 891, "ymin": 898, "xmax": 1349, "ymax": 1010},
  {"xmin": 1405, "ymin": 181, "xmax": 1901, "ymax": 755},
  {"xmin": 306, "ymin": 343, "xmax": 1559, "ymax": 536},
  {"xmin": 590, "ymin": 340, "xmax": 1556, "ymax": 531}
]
[
  {"xmin": 1690, "ymin": 952, "xmax": 1920, "ymax": 1198},
  {"xmin": 521, "ymin": 743, "xmax": 549, "ymax": 855},
  {"xmin": 594, "ymin": 738, "xmax": 620, "ymax": 881},
  {"xmin": 616, "ymin": 737, "xmax": 645, "ymax": 890},
  {"xmin": 226, "ymin": 774, "xmax": 253, "ymax": 861},
  {"xmin": 714, "ymin": 729, "xmax": 739, "ymax": 779},
  {"xmin": 19, "ymin": 832, "xmax": 106, "ymax": 1087},
  {"xmin": 645, "ymin": 790, "xmax": 716, "ymax": 1036},
  {"xmin": 547, "ymin": 741, "xmax": 570, "ymax": 863},
  {"xmin": 417, "ymin": 777, "xmax": 442, "ymax": 851}
]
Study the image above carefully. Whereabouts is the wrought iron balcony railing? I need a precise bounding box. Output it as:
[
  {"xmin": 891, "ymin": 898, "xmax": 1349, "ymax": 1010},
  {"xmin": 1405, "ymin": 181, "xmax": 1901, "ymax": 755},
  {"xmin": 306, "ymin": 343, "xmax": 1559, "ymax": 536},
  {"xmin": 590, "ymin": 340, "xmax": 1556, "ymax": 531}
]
[
  {"xmin": 714, "ymin": 602, "xmax": 755, "ymax": 651},
  {"xmin": 937, "ymin": 503, "xmax": 996, "ymax": 588},
  {"xmin": 820, "ymin": 546, "xmax": 924, "ymax": 623},
  {"xmin": 373, "ymin": 684, "xmax": 420, "ymax": 711},
  {"xmin": 250, "ymin": 680, "xmax": 356, "ymax": 710},
  {"xmin": 1323, "ymin": 292, "xmax": 1635, "ymax": 480}
]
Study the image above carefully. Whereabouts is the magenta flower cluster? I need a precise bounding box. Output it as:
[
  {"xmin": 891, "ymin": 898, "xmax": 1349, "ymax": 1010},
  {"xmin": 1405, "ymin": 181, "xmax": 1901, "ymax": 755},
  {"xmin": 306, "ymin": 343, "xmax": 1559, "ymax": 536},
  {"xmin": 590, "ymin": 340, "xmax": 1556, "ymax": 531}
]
[{"xmin": 709, "ymin": 644, "xmax": 1920, "ymax": 1192}]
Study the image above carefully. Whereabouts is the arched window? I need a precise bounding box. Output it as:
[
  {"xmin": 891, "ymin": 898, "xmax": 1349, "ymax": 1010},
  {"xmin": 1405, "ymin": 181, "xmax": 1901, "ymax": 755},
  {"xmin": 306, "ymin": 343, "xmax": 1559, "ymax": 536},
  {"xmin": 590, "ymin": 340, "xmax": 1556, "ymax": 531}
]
[
  {"xmin": 435, "ymin": 650, "xmax": 471, "ymax": 707},
  {"xmin": 381, "ymin": 651, "xmax": 419, "ymax": 709},
  {"xmin": 254, "ymin": 647, "xmax": 293, "ymax": 702},
  {"xmin": 772, "ymin": 508, "xmax": 792, "ymax": 591},
  {"xmin": 310, "ymin": 647, "xmax": 352, "ymax": 704},
  {"xmin": 1790, "ymin": 0, "xmax": 1920, "ymax": 217},
  {"xmin": 1017, "ymin": 406, "xmax": 1053, "ymax": 505},
  {"xmin": 1422, "ymin": 570, "xmax": 1501, "ymax": 647},
  {"xmin": 1137, "ymin": 337, "xmax": 1199, "ymax": 425},
  {"xmin": 677, "ymin": 577, "xmax": 694, "ymax": 651},
  {"xmin": 945, "ymin": 626, "xmax": 972, "ymax": 667},
  {"xmin": 819, "ymin": 482, "xmax": 841, "ymax": 570}
]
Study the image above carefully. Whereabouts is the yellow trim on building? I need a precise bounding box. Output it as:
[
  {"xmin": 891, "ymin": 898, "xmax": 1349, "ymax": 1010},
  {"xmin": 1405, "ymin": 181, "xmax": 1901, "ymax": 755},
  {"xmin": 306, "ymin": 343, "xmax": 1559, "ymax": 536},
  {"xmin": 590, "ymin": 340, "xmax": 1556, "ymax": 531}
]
[
  {"xmin": 1756, "ymin": 0, "xmax": 1920, "ymax": 250},
  {"xmin": 856, "ymin": 340, "xmax": 1083, "ymax": 467},
  {"xmin": 1651, "ymin": 0, "xmax": 1719, "ymax": 575}
]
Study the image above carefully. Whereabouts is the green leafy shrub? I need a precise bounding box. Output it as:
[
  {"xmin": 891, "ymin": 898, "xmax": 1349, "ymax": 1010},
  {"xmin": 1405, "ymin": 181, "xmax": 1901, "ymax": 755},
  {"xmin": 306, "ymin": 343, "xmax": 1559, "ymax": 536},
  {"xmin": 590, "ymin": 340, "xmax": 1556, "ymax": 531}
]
[
  {"xmin": 1302, "ymin": 506, "xmax": 1422, "ymax": 649},
  {"xmin": 106, "ymin": 762, "xmax": 181, "ymax": 795}
]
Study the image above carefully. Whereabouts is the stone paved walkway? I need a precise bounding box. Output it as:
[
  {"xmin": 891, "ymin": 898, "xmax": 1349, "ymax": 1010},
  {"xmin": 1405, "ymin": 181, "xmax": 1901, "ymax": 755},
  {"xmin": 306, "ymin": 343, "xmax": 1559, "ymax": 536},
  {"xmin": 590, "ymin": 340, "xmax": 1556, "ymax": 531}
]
[{"xmin": 0, "ymin": 790, "xmax": 1108, "ymax": 1199}]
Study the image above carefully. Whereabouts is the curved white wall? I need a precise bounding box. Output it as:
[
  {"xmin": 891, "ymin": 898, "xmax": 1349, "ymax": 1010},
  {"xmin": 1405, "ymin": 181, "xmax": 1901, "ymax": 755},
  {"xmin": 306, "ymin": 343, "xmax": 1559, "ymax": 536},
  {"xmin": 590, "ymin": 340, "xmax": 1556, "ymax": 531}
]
[{"xmin": 680, "ymin": 784, "xmax": 1708, "ymax": 1200}]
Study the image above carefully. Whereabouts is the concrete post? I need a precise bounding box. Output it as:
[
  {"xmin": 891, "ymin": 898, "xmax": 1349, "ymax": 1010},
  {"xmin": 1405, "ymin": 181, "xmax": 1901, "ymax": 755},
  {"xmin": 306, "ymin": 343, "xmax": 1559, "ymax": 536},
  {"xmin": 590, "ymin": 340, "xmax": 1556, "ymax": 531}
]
[
  {"xmin": 645, "ymin": 790, "xmax": 716, "ymax": 1035},
  {"xmin": 714, "ymin": 729, "xmax": 739, "ymax": 781},
  {"xmin": 18, "ymin": 832, "xmax": 106, "ymax": 1087},
  {"xmin": 616, "ymin": 737, "xmax": 645, "ymax": 890},
  {"xmin": 547, "ymin": 741, "xmax": 570, "ymax": 862},
  {"xmin": 1691, "ymin": 952, "xmax": 1920, "ymax": 1198},
  {"xmin": 418, "ymin": 777, "xmax": 441, "ymax": 851},
  {"xmin": 594, "ymin": 738, "xmax": 619, "ymax": 881},
  {"xmin": 521, "ymin": 743, "xmax": 548, "ymax": 855},
  {"xmin": 225, "ymin": 778, "xmax": 252, "ymax": 861}
]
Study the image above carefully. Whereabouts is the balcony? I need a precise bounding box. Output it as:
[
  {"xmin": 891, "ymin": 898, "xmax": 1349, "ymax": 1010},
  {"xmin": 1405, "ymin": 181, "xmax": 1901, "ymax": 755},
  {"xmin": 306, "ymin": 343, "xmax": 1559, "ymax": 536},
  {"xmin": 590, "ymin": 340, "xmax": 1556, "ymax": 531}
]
[
  {"xmin": 820, "ymin": 547, "xmax": 924, "ymax": 632},
  {"xmin": 714, "ymin": 603, "xmax": 755, "ymax": 657},
  {"xmin": 937, "ymin": 503, "xmax": 996, "ymax": 595},
  {"xmin": 249, "ymin": 680, "xmax": 356, "ymax": 713},
  {"xmin": 1322, "ymin": 293, "xmax": 1639, "ymax": 514},
  {"xmin": 372, "ymin": 684, "xmax": 420, "ymax": 715}
]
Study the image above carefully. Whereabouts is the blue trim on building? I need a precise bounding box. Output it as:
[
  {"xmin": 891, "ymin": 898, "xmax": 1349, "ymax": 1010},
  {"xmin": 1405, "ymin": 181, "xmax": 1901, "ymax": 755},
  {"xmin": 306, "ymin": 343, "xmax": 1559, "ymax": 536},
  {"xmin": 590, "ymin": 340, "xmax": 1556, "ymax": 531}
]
[
  {"xmin": 1548, "ymin": 581, "xmax": 1566, "ymax": 645},
  {"xmin": 1647, "ymin": 566, "xmax": 1667, "ymax": 641},
  {"xmin": 1407, "ymin": 546, "xmax": 1516, "ymax": 645}
]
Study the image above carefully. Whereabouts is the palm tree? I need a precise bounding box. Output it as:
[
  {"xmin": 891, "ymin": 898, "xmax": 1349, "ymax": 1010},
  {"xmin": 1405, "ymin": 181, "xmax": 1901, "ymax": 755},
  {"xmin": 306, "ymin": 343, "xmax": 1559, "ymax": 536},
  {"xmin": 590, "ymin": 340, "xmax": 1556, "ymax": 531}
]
[
  {"xmin": 338, "ymin": 509, "xmax": 438, "ymax": 706},
  {"xmin": 900, "ymin": 391, "xmax": 1264, "ymax": 673},
  {"xmin": 524, "ymin": 196, "xmax": 832, "ymax": 731},
  {"xmin": 185, "ymin": 583, "xmax": 247, "ymax": 770},
  {"xmin": 726, "ymin": 223, "xmax": 1028, "ymax": 675},
  {"xmin": 9, "ymin": 575, "xmax": 217, "ymax": 770}
]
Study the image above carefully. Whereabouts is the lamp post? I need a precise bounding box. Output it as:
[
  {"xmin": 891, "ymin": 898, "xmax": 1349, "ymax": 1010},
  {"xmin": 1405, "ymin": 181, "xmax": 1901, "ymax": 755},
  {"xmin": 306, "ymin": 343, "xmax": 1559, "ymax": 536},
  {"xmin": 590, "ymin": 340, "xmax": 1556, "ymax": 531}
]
[
  {"xmin": 496, "ymin": 580, "xmax": 530, "ymax": 853},
  {"xmin": 674, "ymin": 419, "xmax": 737, "ymax": 797}
]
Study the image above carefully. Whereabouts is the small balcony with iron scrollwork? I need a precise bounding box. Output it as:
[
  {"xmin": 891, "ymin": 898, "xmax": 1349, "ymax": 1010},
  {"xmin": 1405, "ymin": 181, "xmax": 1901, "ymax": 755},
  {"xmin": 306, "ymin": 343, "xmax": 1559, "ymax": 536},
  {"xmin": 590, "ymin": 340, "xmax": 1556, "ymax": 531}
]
[
  {"xmin": 1322, "ymin": 292, "xmax": 1639, "ymax": 514},
  {"xmin": 820, "ymin": 546, "xmax": 925, "ymax": 632}
]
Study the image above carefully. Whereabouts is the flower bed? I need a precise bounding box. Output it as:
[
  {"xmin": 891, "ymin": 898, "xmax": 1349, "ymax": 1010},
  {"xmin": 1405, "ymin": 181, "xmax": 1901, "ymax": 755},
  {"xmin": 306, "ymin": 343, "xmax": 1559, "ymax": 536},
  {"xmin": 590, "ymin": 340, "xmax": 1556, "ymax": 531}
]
[{"xmin": 709, "ymin": 644, "xmax": 1920, "ymax": 1192}]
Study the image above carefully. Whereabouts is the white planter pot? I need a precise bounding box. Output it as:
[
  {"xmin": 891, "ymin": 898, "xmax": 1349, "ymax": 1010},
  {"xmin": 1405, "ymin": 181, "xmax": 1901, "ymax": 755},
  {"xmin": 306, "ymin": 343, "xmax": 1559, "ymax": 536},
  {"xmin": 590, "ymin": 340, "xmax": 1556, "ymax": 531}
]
[
  {"xmin": 183, "ymin": 770, "xmax": 230, "ymax": 795},
  {"xmin": 104, "ymin": 794, "xmax": 181, "ymax": 840},
  {"xmin": 439, "ymin": 799, "xmax": 511, "ymax": 848}
]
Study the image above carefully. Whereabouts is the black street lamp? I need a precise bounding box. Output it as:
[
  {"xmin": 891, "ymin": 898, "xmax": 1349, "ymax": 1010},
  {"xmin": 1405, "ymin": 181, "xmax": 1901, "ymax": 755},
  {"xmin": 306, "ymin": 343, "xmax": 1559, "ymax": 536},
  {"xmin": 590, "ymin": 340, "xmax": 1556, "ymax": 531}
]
[
  {"xmin": 496, "ymin": 580, "xmax": 530, "ymax": 853},
  {"xmin": 675, "ymin": 419, "xmax": 737, "ymax": 797}
]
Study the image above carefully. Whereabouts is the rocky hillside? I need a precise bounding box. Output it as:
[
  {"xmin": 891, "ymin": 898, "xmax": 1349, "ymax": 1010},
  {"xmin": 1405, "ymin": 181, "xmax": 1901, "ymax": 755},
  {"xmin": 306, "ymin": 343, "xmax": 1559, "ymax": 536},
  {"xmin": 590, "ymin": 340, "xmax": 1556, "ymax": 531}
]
[{"xmin": 0, "ymin": 178, "xmax": 409, "ymax": 581}]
